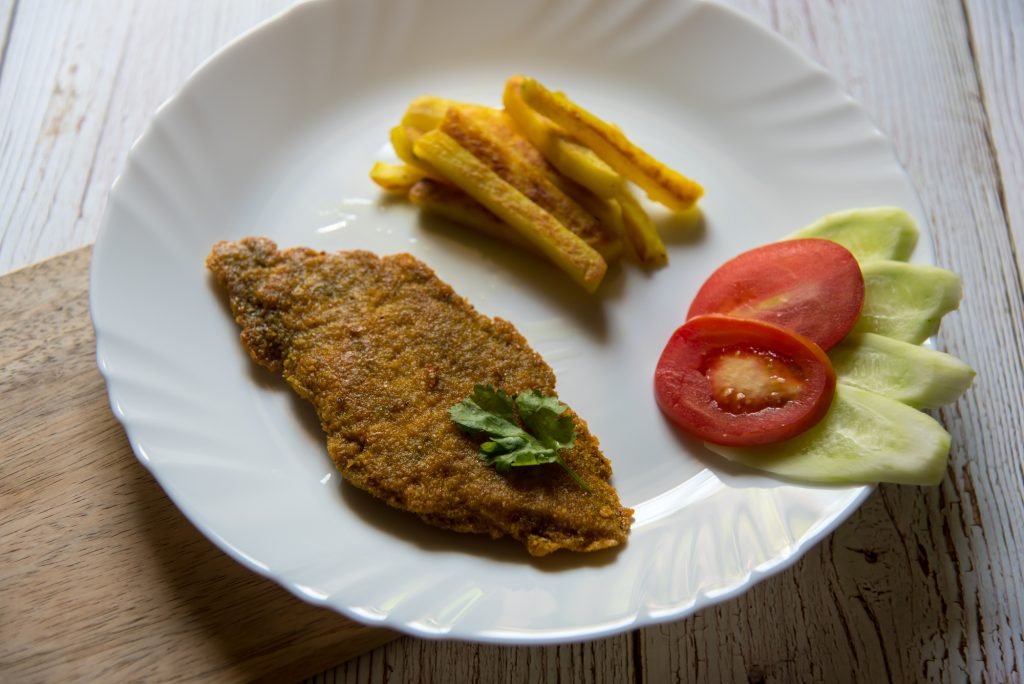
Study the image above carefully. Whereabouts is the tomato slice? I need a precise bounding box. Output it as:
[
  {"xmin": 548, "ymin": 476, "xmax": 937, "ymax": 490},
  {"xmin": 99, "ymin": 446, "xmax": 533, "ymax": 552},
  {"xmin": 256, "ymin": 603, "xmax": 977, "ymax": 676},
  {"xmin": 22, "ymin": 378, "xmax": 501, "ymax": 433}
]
[
  {"xmin": 654, "ymin": 314, "xmax": 836, "ymax": 446},
  {"xmin": 687, "ymin": 239, "xmax": 864, "ymax": 350}
]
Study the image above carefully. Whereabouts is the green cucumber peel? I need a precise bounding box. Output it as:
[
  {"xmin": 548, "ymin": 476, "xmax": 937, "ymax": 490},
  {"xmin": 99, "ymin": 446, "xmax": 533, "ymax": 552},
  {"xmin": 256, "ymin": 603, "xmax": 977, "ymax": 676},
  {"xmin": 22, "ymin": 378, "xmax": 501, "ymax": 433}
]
[
  {"xmin": 830, "ymin": 332, "xmax": 975, "ymax": 409},
  {"xmin": 706, "ymin": 384, "xmax": 951, "ymax": 486},
  {"xmin": 788, "ymin": 207, "xmax": 919, "ymax": 262},
  {"xmin": 853, "ymin": 260, "xmax": 962, "ymax": 344}
]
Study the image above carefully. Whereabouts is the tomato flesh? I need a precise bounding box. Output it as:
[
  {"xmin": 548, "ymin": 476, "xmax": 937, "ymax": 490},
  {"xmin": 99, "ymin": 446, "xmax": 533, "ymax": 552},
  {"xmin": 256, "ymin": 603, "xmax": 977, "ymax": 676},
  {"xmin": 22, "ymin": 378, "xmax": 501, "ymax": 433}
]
[
  {"xmin": 687, "ymin": 239, "xmax": 864, "ymax": 350},
  {"xmin": 655, "ymin": 314, "xmax": 836, "ymax": 446},
  {"xmin": 706, "ymin": 347, "xmax": 806, "ymax": 413}
]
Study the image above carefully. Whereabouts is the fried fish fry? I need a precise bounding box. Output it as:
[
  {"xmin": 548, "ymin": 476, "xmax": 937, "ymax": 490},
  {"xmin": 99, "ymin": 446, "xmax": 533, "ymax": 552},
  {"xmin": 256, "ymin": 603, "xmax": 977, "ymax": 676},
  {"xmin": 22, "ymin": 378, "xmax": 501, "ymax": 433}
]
[
  {"xmin": 370, "ymin": 162, "xmax": 428, "ymax": 193},
  {"xmin": 207, "ymin": 238, "xmax": 633, "ymax": 556},
  {"xmin": 440, "ymin": 105, "xmax": 622, "ymax": 260},
  {"xmin": 408, "ymin": 179, "xmax": 537, "ymax": 253},
  {"xmin": 519, "ymin": 77, "xmax": 703, "ymax": 211},
  {"xmin": 414, "ymin": 130, "xmax": 607, "ymax": 292},
  {"xmin": 503, "ymin": 76, "xmax": 624, "ymax": 200}
]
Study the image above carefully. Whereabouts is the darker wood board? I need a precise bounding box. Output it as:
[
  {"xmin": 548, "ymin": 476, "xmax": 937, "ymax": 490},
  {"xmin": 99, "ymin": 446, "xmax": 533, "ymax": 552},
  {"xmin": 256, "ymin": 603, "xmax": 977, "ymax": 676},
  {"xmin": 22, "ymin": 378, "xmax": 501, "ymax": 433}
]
[{"xmin": 0, "ymin": 247, "xmax": 396, "ymax": 683}]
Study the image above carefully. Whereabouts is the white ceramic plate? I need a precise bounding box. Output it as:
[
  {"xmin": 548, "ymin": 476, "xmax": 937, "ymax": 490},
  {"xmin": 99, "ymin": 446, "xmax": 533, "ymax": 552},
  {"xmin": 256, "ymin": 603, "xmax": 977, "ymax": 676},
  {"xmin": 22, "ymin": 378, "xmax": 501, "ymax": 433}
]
[{"xmin": 92, "ymin": 0, "xmax": 931, "ymax": 643}]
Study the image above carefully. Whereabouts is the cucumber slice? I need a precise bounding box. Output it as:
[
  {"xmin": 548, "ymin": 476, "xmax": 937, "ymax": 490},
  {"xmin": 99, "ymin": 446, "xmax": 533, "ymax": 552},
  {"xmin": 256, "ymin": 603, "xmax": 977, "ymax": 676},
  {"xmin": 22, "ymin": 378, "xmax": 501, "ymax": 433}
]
[
  {"xmin": 853, "ymin": 260, "xmax": 962, "ymax": 343},
  {"xmin": 830, "ymin": 333, "xmax": 975, "ymax": 408},
  {"xmin": 788, "ymin": 207, "xmax": 919, "ymax": 263},
  {"xmin": 706, "ymin": 384, "xmax": 951, "ymax": 485}
]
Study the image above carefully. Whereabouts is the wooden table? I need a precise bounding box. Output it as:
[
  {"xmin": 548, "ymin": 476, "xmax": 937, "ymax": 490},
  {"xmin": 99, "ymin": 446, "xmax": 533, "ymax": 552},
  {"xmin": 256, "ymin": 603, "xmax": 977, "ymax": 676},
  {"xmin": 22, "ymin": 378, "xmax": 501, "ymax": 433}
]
[{"xmin": 2, "ymin": 1, "xmax": 1020, "ymax": 681}]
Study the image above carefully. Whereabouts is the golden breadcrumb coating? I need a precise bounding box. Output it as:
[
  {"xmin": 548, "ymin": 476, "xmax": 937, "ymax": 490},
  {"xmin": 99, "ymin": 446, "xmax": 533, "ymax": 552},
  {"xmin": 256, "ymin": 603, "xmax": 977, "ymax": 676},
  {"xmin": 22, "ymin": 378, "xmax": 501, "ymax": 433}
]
[{"xmin": 207, "ymin": 237, "xmax": 631, "ymax": 556}]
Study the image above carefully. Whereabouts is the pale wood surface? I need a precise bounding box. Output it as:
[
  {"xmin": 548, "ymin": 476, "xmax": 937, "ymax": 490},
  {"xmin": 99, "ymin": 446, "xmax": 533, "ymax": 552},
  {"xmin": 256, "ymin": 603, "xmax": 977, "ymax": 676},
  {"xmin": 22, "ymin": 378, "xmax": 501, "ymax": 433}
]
[
  {"xmin": 0, "ymin": 0, "xmax": 295, "ymax": 273},
  {"xmin": 0, "ymin": 248, "xmax": 396, "ymax": 683},
  {"xmin": 963, "ymin": 0, "xmax": 1024, "ymax": 286},
  {"xmin": 1, "ymin": 1, "xmax": 1020, "ymax": 682}
]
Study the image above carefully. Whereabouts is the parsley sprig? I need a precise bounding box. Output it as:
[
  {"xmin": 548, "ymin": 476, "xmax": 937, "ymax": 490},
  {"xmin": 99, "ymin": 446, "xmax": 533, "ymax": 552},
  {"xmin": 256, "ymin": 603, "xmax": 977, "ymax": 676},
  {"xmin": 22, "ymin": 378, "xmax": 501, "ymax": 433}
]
[{"xmin": 449, "ymin": 384, "xmax": 591, "ymax": 492}]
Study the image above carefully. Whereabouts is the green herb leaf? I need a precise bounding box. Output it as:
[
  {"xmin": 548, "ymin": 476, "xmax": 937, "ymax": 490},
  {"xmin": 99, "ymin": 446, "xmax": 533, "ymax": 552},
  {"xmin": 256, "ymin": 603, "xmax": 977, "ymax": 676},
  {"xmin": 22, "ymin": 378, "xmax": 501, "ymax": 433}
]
[
  {"xmin": 448, "ymin": 386, "xmax": 522, "ymax": 440},
  {"xmin": 515, "ymin": 390, "xmax": 576, "ymax": 449},
  {"xmin": 487, "ymin": 438, "xmax": 555, "ymax": 473},
  {"xmin": 449, "ymin": 384, "xmax": 590, "ymax": 491},
  {"xmin": 470, "ymin": 384, "xmax": 515, "ymax": 421}
]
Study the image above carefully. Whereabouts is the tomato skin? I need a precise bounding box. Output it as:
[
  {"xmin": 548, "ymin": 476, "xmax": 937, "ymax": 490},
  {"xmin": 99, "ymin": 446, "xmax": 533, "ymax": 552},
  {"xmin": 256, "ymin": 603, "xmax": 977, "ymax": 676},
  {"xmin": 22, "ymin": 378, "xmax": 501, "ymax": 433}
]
[
  {"xmin": 655, "ymin": 314, "xmax": 836, "ymax": 446},
  {"xmin": 687, "ymin": 239, "xmax": 864, "ymax": 351}
]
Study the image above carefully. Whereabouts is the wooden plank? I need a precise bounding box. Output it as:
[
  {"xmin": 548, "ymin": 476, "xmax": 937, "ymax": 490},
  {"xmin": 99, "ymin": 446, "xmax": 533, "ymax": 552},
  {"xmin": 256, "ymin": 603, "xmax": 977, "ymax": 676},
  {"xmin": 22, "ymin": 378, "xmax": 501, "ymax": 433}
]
[
  {"xmin": 0, "ymin": 248, "xmax": 396, "ymax": 682},
  {"xmin": 963, "ymin": 0, "xmax": 1024, "ymax": 285},
  {"xmin": 0, "ymin": 1, "xmax": 135, "ymax": 272},
  {"xmin": 0, "ymin": 0, "xmax": 293, "ymax": 273},
  {"xmin": 306, "ymin": 637, "xmax": 637, "ymax": 684}
]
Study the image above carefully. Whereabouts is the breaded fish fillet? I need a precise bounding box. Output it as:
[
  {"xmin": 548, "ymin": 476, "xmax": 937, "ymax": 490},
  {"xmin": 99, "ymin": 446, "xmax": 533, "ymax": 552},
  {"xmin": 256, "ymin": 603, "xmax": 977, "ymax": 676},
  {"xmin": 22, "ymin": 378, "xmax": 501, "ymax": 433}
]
[{"xmin": 207, "ymin": 237, "xmax": 632, "ymax": 556}]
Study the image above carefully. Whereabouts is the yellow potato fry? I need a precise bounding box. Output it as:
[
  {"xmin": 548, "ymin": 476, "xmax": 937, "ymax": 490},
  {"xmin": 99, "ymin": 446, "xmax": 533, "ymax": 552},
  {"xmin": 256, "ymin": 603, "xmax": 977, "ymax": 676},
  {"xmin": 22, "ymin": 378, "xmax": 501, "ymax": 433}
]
[
  {"xmin": 370, "ymin": 162, "xmax": 427, "ymax": 193},
  {"xmin": 401, "ymin": 95, "xmax": 455, "ymax": 139},
  {"xmin": 504, "ymin": 76, "xmax": 624, "ymax": 200},
  {"xmin": 440, "ymin": 105, "xmax": 621, "ymax": 261},
  {"xmin": 408, "ymin": 179, "xmax": 537, "ymax": 253},
  {"xmin": 390, "ymin": 125, "xmax": 417, "ymax": 164},
  {"xmin": 414, "ymin": 129, "xmax": 607, "ymax": 292},
  {"xmin": 390, "ymin": 125, "xmax": 446, "ymax": 181},
  {"xmin": 520, "ymin": 77, "xmax": 703, "ymax": 211},
  {"xmin": 616, "ymin": 187, "xmax": 667, "ymax": 266},
  {"xmin": 558, "ymin": 183, "xmax": 625, "ymax": 261}
]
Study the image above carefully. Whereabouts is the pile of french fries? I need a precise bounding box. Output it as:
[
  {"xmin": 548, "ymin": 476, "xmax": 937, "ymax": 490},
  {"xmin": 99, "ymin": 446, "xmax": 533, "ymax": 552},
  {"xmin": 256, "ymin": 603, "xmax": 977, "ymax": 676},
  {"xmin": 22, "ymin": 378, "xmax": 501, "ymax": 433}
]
[{"xmin": 370, "ymin": 75, "xmax": 703, "ymax": 293}]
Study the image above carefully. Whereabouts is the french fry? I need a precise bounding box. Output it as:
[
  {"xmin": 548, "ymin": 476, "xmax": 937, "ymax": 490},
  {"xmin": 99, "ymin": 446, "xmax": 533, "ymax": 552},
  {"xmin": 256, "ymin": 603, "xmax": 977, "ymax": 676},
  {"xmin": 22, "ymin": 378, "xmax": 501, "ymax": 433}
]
[
  {"xmin": 519, "ymin": 77, "xmax": 703, "ymax": 211},
  {"xmin": 408, "ymin": 179, "xmax": 537, "ymax": 253},
  {"xmin": 390, "ymin": 125, "xmax": 446, "ymax": 181},
  {"xmin": 485, "ymin": 104, "xmax": 628, "ymax": 260},
  {"xmin": 616, "ymin": 188, "xmax": 668, "ymax": 266},
  {"xmin": 413, "ymin": 129, "xmax": 607, "ymax": 292},
  {"xmin": 403, "ymin": 95, "xmax": 561, "ymax": 185},
  {"xmin": 401, "ymin": 95, "xmax": 455, "ymax": 140},
  {"xmin": 390, "ymin": 125, "xmax": 418, "ymax": 164},
  {"xmin": 439, "ymin": 105, "xmax": 622, "ymax": 261},
  {"xmin": 558, "ymin": 183, "xmax": 626, "ymax": 262},
  {"xmin": 370, "ymin": 162, "xmax": 428, "ymax": 193},
  {"xmin": 505, "ymin": 76, "xmax": 662, "ymax": 264},
  {"xmin": 503, "ymin": 76, "xmax": 624, "ymax": 200}
]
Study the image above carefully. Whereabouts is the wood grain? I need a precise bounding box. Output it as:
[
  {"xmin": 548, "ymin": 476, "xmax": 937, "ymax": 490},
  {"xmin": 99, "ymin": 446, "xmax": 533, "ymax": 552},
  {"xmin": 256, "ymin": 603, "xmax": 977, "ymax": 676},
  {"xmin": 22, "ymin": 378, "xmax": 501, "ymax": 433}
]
[
  {"xmin": 0, "ymin": 0, "xmax": 294, "ymax": 273},
  {"xmin": 0, "ymin": 248, "xmax": 395, "ymax": 683},
  {"xmin": 963, "ymin": 0, "xmax": 1024, "ymax": 286}
]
